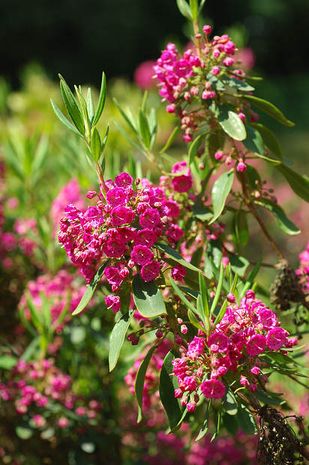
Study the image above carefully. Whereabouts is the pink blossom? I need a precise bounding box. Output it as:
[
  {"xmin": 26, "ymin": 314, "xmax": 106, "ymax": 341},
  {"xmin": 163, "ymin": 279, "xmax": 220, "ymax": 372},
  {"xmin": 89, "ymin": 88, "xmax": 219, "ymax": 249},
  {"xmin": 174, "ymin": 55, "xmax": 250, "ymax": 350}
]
[
  {"xmin": 104, "ymin": 295, "xmax": 121, "ymax": 313},
  {"xmin": 131, "ymin": 245, "xmax": 154, "ymax": 266},
  {"xmin": 200, "ymin": 379, "xmax": 226, "ymax": 399},
  {"xmin": 141, "ymin": 261, "xmax": 161, "ymax": 282},
  {"xmin": 266, "ymin": 327, "xmax": 288, "ymax": 351}
]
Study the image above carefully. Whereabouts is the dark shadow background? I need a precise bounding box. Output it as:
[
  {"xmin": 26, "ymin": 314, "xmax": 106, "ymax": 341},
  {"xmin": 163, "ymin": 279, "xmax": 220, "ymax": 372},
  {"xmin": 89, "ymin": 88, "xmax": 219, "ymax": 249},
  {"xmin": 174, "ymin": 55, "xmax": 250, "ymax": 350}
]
[{"xmin": 1, "ymin": 0, "xmax": 309, "ymax": 87}]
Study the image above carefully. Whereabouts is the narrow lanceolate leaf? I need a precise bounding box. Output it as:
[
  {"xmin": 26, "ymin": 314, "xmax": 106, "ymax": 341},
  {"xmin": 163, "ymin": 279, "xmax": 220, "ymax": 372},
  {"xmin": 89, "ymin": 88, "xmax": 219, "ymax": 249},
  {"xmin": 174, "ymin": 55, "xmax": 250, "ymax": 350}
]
[
  {"xmin": 233, "ymin": 210, "xmax": 249, "ymax": 246},
  {"xmin": 210, "ymin": 170, "xmax": 234, "ymax": 224},
  {"xmin": 109, "ymin": 310, "xmax": 133, "ymax": 371},
  {"xmin": 50, "ymin": 100, "xmax": 81, "ymax": 136},
  {"xmin": 277, "ymin": 164, "xmax": 309, "ymax": 202},
  {"xmin": 218, "ymin": 109, "xmax": 247, "ymax": 141},
  {"xmin": 160, "ymin": 127, "xmax": 180, "ymax": 154},
  {"xmin": 244, "ymin": 95, "xmax": 294, "ymax": 127},
  {"xmin": 188, "ymin": 134, "xmax": 203, "ymax": 164},
  {"xmin": 91, "ymin": 128, "xmax": 102, "ymax": 161},
  {"xmin": 92, "ymin": 72, "xmax": 107, "ymax": 126},
  {"xmin": 139, "ymin": 110, "xmax": 151, "ymax": 148},
  {"xmin": 132, "ymin": 275, "xmax": 166, "ymax": 318},
  {"xmin": 244, "ymin": 126, "xmax": 264, "ymax": 155},
  {"xmin": 86, "ymin": 87, "xmax": 94, "ymax": 123},
  {"xmin": 135, "ymin": 345, "xmax": 157, "ymax": 422},
  {"xmin": 251, "ymin": 123, "xmax": 282, "ymax": 159},
  {"xmin": 72, "ymin": 263, "xmax": 107, "ymax": 316},
  {"xmin": 170, "ymin": 278, "xmax": 197, "ymax": 314},
  {"xmin": 176, "ymin": 0, "xmax": 192, "ymax": 19},
  {"xmin": 156, "ymin": 243, "xmax": 203, "ymax": 274},
  {"xmin": 58, "ymin": 75, "xmax": 85, "ymax": 134},
  {"xmin": 160, "ymin": 351, "xmax": 183, "ymax": 429},
  {"xmin": 255, "ymin": 198, "xmax": 300, "ymax": 235}
]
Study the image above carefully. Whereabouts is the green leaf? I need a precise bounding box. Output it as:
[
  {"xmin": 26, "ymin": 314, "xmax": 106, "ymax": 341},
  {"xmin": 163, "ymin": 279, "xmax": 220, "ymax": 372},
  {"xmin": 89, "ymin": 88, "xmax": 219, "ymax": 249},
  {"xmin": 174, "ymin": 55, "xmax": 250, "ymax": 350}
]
[
  {"xmin": 189, "ymin": 0, "xmax": 198, "ymax": 20},
  {"xmin": 189, "ymin": 135, "xmax": 203, "ymax": 164},
  {"xmin": 91, "ymin": 128, "xmax": 102, "ymax": 161},
  {"xmin": 244, "ymin": 126, "xmax": 264, "ymax": 155},
  {"xmin": 210, "ymin": 263, "xmax": 224, "ymax": 316},
  {"xmin": 195, "ymin": 409, "xmax": 209, "ymax": 441},
  {"xmin": 199, "ymin": 273, "xmax": 210, "ymax": 319},
  {"xmin": 218, "ymin": 109, "xmax": 247, "ymax": 141},
  {"xmin": 229, "ymin": 254, "xmax": 249, "ymax": 277},
  {"xmin": 233, "ymin": 210, "xmax": 249, "ymax": 246},
  {"xmin": 50, "ymin": 99, "xmax": 81, "ymax": 136},
  {"xmin": 72, "ymin": 263, "xmax": 107, "ymax": 316},
  {"xmin": 244, "ymin": 95, "xmax": 294, "ymax": 127},
  {"xmin": 236, "ymin": 406, "xmax": 257, "ymax": 434},
  {"xmin": 170, "ymin": 277, "xmax": 197, "ymax": 314},
  {"xmin": 223, "ymin": 390, "xmax": 238, "ymax": 415},
  {"xmin": 251, "ymin": 123, "xmax": 282, "ymax": 159},
  {"xmin": 256, "ymin": 198, "xmax": 300, "ymax": 235},
  {"xmin": 0, "ymin": 355, "xmax": 17, "ymax": 370},
  {"xmin": 109, "ymin": 311, "xmax": 133, "ymax": 371},
  {"xmin": 132, "ymin": 275, "xmax": 166, "ymax": 318},
  {"xmin": 192, "ymin": 203, "xmax": 213, "ymax": 222},
  {"xmin": 92, "ymin": 72, "xmax": 107, "ymax": 126},
  {"xmin": 86, "ymin": 87, "xmax": 94, "ymax": 123},
  {"xmin": 59, "ymin": 75, "xmax": 85, "ymax": 134},
  {"xmin": 156, "ymin": 243, "xmax": 203, "ymax": 275},
  {"xmin": 135, "ymin": 345, "xmax": 157, "ymax": 422},
  {"xmin": 210, "ymin": 170, "xmax": 234, "ymax": 224},
  {"xmin": 160, "ymin": 352, "xmax": 183, "ymax": 429},
  {"xmin": 277, "ymin": 164, "xmax": 309, "ymax": 202},
  {"xmin": 188, "ymin": 308, "xmax": 205, "ymax": 331},
  {"xmin": 114, "ymin": 99, "xmax": 137, "ymax": 133},
  {"xmin": 160, "ymin": 127, "xmax": 180, "ymax": 154},
  {"xmin": 16, "ymin": 426, "xmax": 33, "ymax": 440},
  {"xmin": 176, "ymin": 0, "xmax": 192, "ymax": 19},
  {"xmin": 139, "ymin": 110, "xmax": 151, "ymax": 148}
]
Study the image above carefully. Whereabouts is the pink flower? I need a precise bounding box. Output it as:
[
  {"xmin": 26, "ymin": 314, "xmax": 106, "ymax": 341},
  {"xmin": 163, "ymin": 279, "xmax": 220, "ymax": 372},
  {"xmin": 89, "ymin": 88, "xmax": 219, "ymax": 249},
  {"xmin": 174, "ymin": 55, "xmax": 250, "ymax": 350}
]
[
  {"xmin": 139, "ymin": 207, "xmax": 161, "ymax": 228},
  {"xmin": 134, "ymin": 60, "xmax": 156, "ymax": 90},
  {"xmin": 104, "ymin": 267, "xmax": 123, "ymax": 288},
  {"xmin": 246, "ymin": 334, "xmax": 266, "ymax": 356},
  {"xmin": 187, "ymin": 337, "xmax": 205, "ymax": 359},
  {"xmin": 58, "ymin": 417, "xmax": 69, "ymax": 428},
  {"xmin": 104, "ymin": 295, "xmax": 121, "ymax": 313},
  {"xmin": 131, "ymin": 245, "xmax": 154, "ymax": 266},
  {"xmin": 110, "ymin": 205, "xmax": 135, "ymax": 226},
  {"xmin": 266, "ymin": 327, "xmax": 288, "ymax": 351},
  {"xmin": 171, "ymin": 265, "xmax": 186, "ymax": 281},
  {"xmin": 135, "ymin": 228, "xmax": 158, "ymax": 247},
  {"xmin": 140, "ymin": 261, "xmax": 161, "ymax": 282},
  {"xmin": 171, "ymin": 161, "xmax": 193, "ymax": 193},
  {"xmin": 208, "ymin": 332, "xmax": 229, "ymax": 353},
  {"xmin": 166, "ymin": 224, "xmax": 184, "ymax": 243},
  {"xmin": 114, "ymin": 172, "xmax": 133, "ymax": 187},
  {"xmin": 106, "ymin": 187, "xmax": 127, "ymax": 207},
  {"xmin": 103, "ymin": 233, "xmax": 127, "ymax": 258},
  {"xmin": 200, "ymin": 379, "xmax": 226, "ymax": 399}
]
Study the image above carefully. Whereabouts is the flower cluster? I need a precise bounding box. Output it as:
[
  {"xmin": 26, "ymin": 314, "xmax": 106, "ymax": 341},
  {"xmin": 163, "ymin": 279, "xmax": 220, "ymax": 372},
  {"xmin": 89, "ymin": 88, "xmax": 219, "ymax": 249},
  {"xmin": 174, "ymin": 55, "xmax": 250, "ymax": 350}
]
[
  {"xmin": 58, "ymin": 165, "xmax": 193, "ymax": 310},
  {"xmin": 0, "ymin": 358, "xmax": 102, "ymax": 431},
  {"xmin": 172, "ymin": 290, "xmax": 297, "ymax": 411},
  {"xmin": 18, "ymin": 270, "xmax": 86, "ymax": 331},
  {"xmin": 187, "ymin": 432, "xmax": 258, "ymax": 465},
  {"xmin": 154, "ymin": 27, "xmax": 248, "ymax": 142}
]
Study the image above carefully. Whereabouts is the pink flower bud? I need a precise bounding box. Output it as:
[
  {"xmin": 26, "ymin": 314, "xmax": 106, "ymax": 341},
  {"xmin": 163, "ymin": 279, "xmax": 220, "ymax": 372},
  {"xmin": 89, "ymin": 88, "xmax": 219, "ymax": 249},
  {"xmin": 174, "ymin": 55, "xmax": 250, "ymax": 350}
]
[
  {"xmin": 203, "ymin": 25, "xmax": 212, "ymax": 35},
  {"xmin": 237, "ymin": 161, "xmax": 247, "ymax": 173}
]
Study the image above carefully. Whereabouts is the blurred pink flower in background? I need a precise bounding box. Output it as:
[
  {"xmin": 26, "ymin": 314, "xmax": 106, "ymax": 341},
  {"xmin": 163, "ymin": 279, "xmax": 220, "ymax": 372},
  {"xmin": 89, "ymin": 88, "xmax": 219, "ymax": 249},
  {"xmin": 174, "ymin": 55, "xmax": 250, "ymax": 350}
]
[
  {"xmin": 236, "ymin": 47, "xmax": 256, "ymax": 70},
  {"xmin": 134, "ymin": 60, "xmax": 157, "ymax": 90}
]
